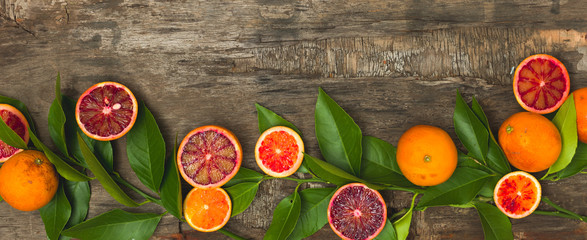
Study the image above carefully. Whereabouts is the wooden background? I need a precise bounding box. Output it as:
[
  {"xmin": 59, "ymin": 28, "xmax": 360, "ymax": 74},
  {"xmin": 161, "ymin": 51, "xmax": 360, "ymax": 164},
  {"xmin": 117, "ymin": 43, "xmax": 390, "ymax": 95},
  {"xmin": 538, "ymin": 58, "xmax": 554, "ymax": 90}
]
[{"xmin": 1, "ymin": 0, "xmax": 586, "ymax": 239}]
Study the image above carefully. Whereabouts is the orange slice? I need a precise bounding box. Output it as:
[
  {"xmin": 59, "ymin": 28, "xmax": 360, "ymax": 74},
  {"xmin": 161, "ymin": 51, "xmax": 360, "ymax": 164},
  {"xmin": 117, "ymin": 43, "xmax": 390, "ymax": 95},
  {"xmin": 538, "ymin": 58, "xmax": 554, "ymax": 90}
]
[
  {"xmin": 0, "ymin": 104, "xmax": 29, "ymax": 162},
  {"xmin": 184, "ymin": 187, "xmax": 232, "ymax": 232},
  {"xmin": 255, "ymin": 126, "xmax": 304, "ymax": 178},
  {"xmin": 494, "ymin": 171, "xmax": 542, "ymax": 219}
]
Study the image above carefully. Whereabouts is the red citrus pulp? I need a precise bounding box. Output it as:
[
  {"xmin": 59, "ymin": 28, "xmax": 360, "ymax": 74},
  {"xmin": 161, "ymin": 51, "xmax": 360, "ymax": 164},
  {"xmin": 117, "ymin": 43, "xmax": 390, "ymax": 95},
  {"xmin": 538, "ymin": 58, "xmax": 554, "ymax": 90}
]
[
  {"xmin": 255, "ymin": 126, "xmax": 304, "ymax": 178},
  {"xmin": 0, "ymin": 104, "xmax": 29, "ymax": 162},
  {"xmin": 494, "ymin": 171, "xmax": 541, "ymax": 219}
]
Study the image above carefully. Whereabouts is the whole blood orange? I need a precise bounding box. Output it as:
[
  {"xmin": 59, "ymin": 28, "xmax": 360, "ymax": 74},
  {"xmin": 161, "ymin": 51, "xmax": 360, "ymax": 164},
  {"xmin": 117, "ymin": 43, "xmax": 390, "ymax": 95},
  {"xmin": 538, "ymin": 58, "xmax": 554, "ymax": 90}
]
[
  {"xmin": 327, "ymin": 183, "xmax": 386, "ymax": 240},
  {"xmin": 494, "ymin": 171, "xmax": 541, "ymax": 219},
  {"xmin": 396, "ymin": 125, "xmax": 458, "ymax": 186},
  {"xmin": 76, "ymin": 82, "xmax": 138, "ymax": 141},
  {"xmin": 177, "ymin": 125, "xmax": 242, "ymax": 189},
  {"xmin": 498, "ymin": 112, "xmax": 561, "ymax": 172},
  {"xmin": 573, "ymin": 88, "xmax": 587, "ymax": 144},
  {"xmin": 513, "ymin": 54, "xmax": 570, "ymax": 114},
  {"xmin": 184, "ymin": 187, "xmax": 231, "ymax": 232},
  {"xmin": 255, "ymin": 126, "xmax": 304, "ymax": 178},
  {"xmin": 0, "ymin": 104, "xmax": 29, "ymax": 162},
  {"xmin": 0, "ymin": 150, "xmax": 58, "ymax": 211}
]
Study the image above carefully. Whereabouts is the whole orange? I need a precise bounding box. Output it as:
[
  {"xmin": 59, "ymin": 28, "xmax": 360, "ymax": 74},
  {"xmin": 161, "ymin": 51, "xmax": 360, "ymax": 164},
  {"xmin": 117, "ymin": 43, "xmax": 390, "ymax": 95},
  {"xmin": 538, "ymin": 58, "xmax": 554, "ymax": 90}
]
[
  {"xmin": 498, "ymin": 112, "xmax": 561, "ymax": 172},
  {"xmin": 396, "ymin": 125, "xmax": 458, "ymax": 186},
  {"xmin": 573, "ymin": 88, "xmax": 587, "ymax": 144},
  {"xmin": 0, "ymin": 150, "xmax": 59, "ymax": 211}
]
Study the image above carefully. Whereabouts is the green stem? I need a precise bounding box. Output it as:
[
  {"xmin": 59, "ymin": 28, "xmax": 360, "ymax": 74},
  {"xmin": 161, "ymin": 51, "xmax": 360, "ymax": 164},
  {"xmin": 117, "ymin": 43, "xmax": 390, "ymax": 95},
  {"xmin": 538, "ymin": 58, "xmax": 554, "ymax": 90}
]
[
  {"xmin": 263, "ymin": 175, "xmax": 328, "ymax": 184},
  {"xmin": 384, "ymin": 186, "xmax": 425, "ymax": 194},
  {"xmin": 219, "ymin": 228, "xmax": 248, "ymax": 240},
  {"xmin": 112, "ymin": 173, "xmax": 162, "ymax": 206},
  {"xmin": 534, "ymin": 210, "xmax": 586, "ymax": 222},
  {"xmin": 542, "ymin": 197, "xmax": 587, "ymax": 222}
]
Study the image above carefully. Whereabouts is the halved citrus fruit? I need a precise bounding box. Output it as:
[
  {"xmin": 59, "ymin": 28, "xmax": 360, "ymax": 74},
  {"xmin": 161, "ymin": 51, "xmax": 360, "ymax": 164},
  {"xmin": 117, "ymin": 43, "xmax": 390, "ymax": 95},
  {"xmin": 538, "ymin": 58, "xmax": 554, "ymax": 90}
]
[
  {"xmin": 75, "ymin": 81, "xmax": 138, "ymax": 141},
  {"xmin": 513, "ymin": 54, "xmax": 570, "ymax": 114},
  {"xmin": 494, "ymin": 171, "xmax": 541, "ymax": 219},
  {"xmin": 573, "ymin": 88, "xmax": 587, "ymax": 144},
  {"xmin": 0, "ymin": 104, "xmax": 29, "ymax": 162},
  {"xmin": 177, "ymin": 125, "xmax": 242, "ymax": 189},
  {"xmin": 184, "ymin": 187, "xmax": 232, "ymax": 232},
  {"xmin": 255, "ymin": 126, "xmax": 304, "ymax": 178},
  {"xmin": 328, "ymin": 183, "xmax": 387, "ymax": 240}
]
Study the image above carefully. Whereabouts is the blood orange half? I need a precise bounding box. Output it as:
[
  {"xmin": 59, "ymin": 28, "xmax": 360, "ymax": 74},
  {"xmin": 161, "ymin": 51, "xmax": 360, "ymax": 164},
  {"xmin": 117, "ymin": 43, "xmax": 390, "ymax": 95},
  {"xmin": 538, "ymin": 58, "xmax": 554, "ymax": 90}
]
[
  {"xmin": 184, "ymin": 187, "xmax": 232, "ymax": 232},
  {"xmin": 75, "ymin": 82, "xmax": 138, "ymax": 141},
  {"xmin": 0, "ymin": 104, "xmax": 29, "ymax": 162},
  {"xmin": 494, "ymin": 171, "xmax": 541, "ymax": 219},
  {"xmin": 513, "ymin": 54, "xmax": 570, "ymax": 114},
  {"xmin": 328, "ymin": 183, "xmax": 387, "ymax": 240},
  {"xmin": 177, "ymin": 125, "xmax": 242, "ymax": 189},
  {"xmin": 255, "ymin": 126, "xmax": 304, "ymax": 178}
]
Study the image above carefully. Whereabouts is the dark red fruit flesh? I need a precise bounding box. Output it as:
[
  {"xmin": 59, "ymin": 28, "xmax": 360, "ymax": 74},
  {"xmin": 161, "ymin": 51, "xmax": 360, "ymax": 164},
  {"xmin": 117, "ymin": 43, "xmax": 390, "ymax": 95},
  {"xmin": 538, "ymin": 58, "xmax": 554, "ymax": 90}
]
[
  {"xmin": 517, "ymin": 58, "xmax": 568, "ymax": 111},
  {"xmin": 78, "ymin": 85, "xmax": 135, "ymax": 138},
  {"xmin": 330, "ymin": 185, "xmax": 385, "ymax": 240},
  {"xmin": 258, "ymin": 130, "xmax": 299, "ymax": 173},
  {"xmin": 0, "ymin": 109, "xmax": 27, "ymax": 157}
]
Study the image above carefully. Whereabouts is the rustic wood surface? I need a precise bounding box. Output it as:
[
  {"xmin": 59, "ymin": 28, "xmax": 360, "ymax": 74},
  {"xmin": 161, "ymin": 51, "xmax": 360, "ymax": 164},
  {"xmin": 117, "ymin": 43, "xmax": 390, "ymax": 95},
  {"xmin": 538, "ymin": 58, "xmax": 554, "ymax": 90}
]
[{"xmin": 1, "ymin": 0, "xmax": 586, "ymax": 239}]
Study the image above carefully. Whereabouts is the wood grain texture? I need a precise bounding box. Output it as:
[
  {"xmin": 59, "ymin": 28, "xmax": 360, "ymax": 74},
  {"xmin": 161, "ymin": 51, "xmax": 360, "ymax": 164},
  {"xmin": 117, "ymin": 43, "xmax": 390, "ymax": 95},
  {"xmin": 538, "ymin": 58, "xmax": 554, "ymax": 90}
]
[{"xmin": 1, "ymin": 0, "xmax": 586, "ymax": 239}]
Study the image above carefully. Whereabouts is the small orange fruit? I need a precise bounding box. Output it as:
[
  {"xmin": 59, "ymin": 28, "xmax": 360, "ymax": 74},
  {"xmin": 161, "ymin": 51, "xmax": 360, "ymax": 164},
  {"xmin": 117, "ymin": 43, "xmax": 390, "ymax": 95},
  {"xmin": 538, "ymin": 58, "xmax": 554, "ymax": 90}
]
[
  {"xmin": 494, "ymin": 171, "xmax": 541, "ymax": 219},
  {"xmin": 255, "ymin": 126, "xmax": 304, "ymax": 178},
  {"xmin": 396, "ymin": 125, "xmax": 458, "ymax": 186},
  {"xmin": 498, "ymin": 112, "xmax": 561, "ymax": 172},
  {"xmin": 573, "ymin": 88, "xmax": 587, "ymax": 144},
  {"xmin": 0, "ymin": 150, "xmax": 58, "ymax": 211},
  {"xmin": 184, "ymin": 187, "xmax": 232, "ymax": 232}
]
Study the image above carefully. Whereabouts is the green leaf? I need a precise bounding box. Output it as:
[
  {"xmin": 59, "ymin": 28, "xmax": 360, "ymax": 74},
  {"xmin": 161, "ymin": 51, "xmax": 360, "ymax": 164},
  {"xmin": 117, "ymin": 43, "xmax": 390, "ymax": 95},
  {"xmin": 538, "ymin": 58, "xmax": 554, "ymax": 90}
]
[
  {"xmin": 417, "ymin": 167, "xmax": 491, "ymax": 208},
  {"xmin": 374, "ymin": 220, "xmax": 398, "ymax": 240},
  {"xmin": 226, "ymin": 182, "xmax": 260, "ymax": 217},
  {"xmin": 0, "ymin": 113, "xmax": 28, "ymax": 149},
  {"xmin": 63, "ymin": 180, "xmax": 91, "ymax": 229},
  {"xmin": 29, "ymin": 130, "xmax": 92, "ymax": 182},
  {"xmin": 40, "ymin": 183, "xmax": 71, "ymax": 240},
  {"xmin": 224, "ymin": 167, "xmax": 264, "ymax": 188},
  {"xmin": 256, "ymin": 103, "xmax": 302, "ymax": 136},
  {"xmin": 77, "ymin": 133, "xmax": 140, "ymax": 207},
  {"xmin": 160, "ymin": 134, "xmax": 182, "ymax": 220},
  {"xmin": 48, "ymin": 73, "xmax": 68, "ymax": 157},
  {"xmin": 315, "ymin": 88, "xmax": 362, "ymax": 176},
  {"xmin": 0, "ymin": 95, "xmax": 37, "ymax": 134},
  {"xmin": 94, "ymin": 140, "xmax": 114, "ymax": 173},
  {"xmin": 360, "ymin": 136, "xmax": 416, "ymax": 188},
  {"xmin": 62, "ymin": 209, "xmax": 162, "ymax": 240},
  {"xmin": 393, "ymin": 194, "xmax": 417, "ymax": 240},
  {"xmin": 547, "ymin": 142, "xmax": 587, "ymax": 181},
  {"xmin": 287, "ymin": 188, "xmax": 336, "ymax": 240},
  {"xmin": 126, "ymin": 103, "xmax": 166, "ymax": 192},
  {"xmin": 546, "ymin": 95, "xmax": 578, "ymax": 176},
  {"xmin": 453, "ymin": 90, "xmax": 489, "ymax": 164},
  {"xmin": 304, "ymin": 154, "xmax": 367, "ymax": 187},
  {"xmin": 264, "ymin": 189, "xmax": 302, "ymax": 240},
  {"xmin": 470, "ymin": 97, "xmax": 511, "ymax": 174},
  {"xmin": 474, "ymin": 202, "xmax": 513, "ymax": 240}
]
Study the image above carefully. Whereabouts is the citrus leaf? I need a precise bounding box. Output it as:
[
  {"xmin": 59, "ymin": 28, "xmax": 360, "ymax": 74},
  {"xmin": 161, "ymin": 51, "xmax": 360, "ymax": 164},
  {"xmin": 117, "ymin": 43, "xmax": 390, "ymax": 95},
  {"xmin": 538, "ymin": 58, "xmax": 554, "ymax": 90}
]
[
  {"xmin": 470, "ymin": 97, "xmax": 510, "ymax": 174},
  {"xmin": 29, "ymin": 129, "xmax": 92, "ymax": 182},
  {"xmin": 474, "ymin": 202, "xmax": 513, "ymax": 240},
  {"xmin": 454, "ymin": 90, "xmax": 489, "ymax": 164},
  {"xmin": 126, "ymin": 103, "xmax": 166, "ymax": 193},
  {"xmin": 417, "ymin": 167, "xmax": 491, "ymax": 208},
  {"xmin": 40, "ymin": 183, "xmax": 71, "ymax": 240},
  {"xmin": 0, "ymin": 95, "xmax": 37, "ymax": 135},
  {"xmin": 0, "ymin": 114, "xmax": 27, "ymax": 149},
  {"xmin": 546, "ymin": 95, "xmax": 578, "ymax": 176},
  {"xmin": 361, "ymin": 136, "xmax": 416, "ymax": 188},
  {"xmin": 226, "ymin": 182, "xmax": 260, "ymax": 217},
  {"xmin": 287, "ymin": 188, "xmax": 336, "ymax": 240},
  {"xmin": 62, "ymin": 209, "xmax": 162, "ymax": 240},
  {"xmin": 304, "ymin": 153, "xmax": 367, "ymax": 187},
  {"xmin": 63, "ymin": 180, "xmax": 91, "ymax": 229},
  {"xmin": 224, "ymin": 167, "xmax": 264, "ymax": 188},
  {"xmin": 160, "ymin": 134, "xmax": 182, "ymax": 220},
  {"xmin": 547, "ymin": 142, "xmax": 587, "ymax": 181},
  {"xmin": 48, "ymin": 73, "xmax": 68, "ymax": 157},
  {"xmin": 93, "ymin": 140, "xmax": 113, "ymax": 173},
  {"xmin": 264, "ymin": 189, "xmax": 301, "ymax": 240},
  {"xmin": 393, "ymin": 194, "xmax": 417, "ymax": 240},
  {"xmin": 374, "ymin": 219, "xmax": 398, "ymax": 240},
  {"xmin": 77, "ymin": 133, "xmax": 140, "ymax": 207},
  {"xmin": 315, "ymin": 87, "xmax": 362, "ymax": 176},
  {"xmin": 256, "ymin": 103, "xmax": 302, "ymax": 136}
]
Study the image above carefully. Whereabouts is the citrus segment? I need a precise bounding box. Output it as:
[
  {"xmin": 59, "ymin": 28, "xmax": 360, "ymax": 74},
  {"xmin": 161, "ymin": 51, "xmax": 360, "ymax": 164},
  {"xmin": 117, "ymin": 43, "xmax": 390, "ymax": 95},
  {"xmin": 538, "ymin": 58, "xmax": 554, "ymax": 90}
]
[
  {"xmin": 255, "ymin": 126, "xmax": 304, "ymax": 178},
  {"xmin": 328, "ymin": 183, "xmax": 386, "ymax": 240},
  {"xmin": 76, "ymin": 81, "xmax": 138, "ymax": 141},
  {"xmin": 498, "ymin": 112, "xmax": 561, "ymax": 172},
  {"xmin": 0, "ymin": 104, "xmax": 29, "ymax": 162},
  {"xmin": 178, "ymin": 125, "xmax": 242, "ymax": 189},
  {"xmin": 494, "ymin": 171, "xmax": 541, "ymax": 219},
  {"xmin": 573, "ymin": 88, "xmax": 587, "ymax": 144},
  {"xmin": 184, "ymin": 187, "xmax": 232, "ymax": 232},
  {"xmin": 0, "ymin": 150, "xmax": 58, "ymax": 211},
  {"xmin": 513, "ymin": 54, "xmax": 570, "ymax": 114},
  {"xmin": 396, "ymin": 125, "xmax": 457, "ymax": 186}
]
